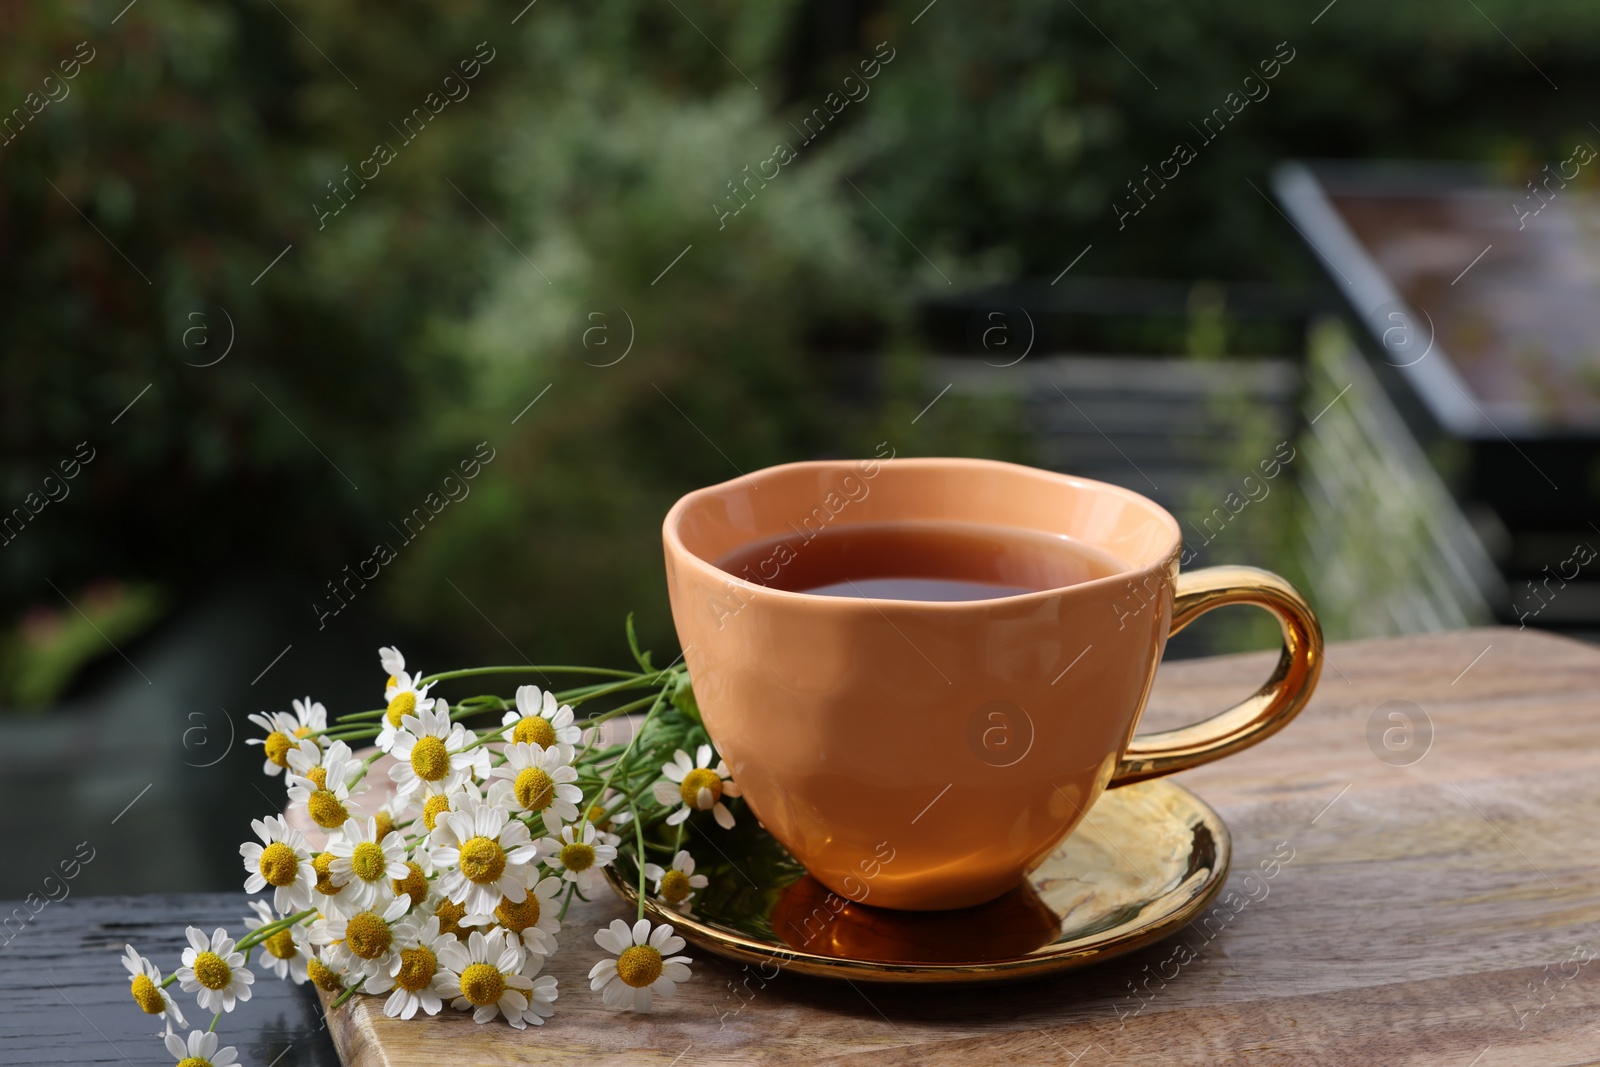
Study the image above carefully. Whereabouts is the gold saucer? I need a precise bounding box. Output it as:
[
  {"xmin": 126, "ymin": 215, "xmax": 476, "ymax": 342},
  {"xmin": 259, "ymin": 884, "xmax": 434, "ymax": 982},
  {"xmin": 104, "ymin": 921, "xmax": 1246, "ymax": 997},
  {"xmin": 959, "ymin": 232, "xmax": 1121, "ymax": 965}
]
[{"xmin": 605, "ymin": 778, "xmax": 1230, "ymax": 983}]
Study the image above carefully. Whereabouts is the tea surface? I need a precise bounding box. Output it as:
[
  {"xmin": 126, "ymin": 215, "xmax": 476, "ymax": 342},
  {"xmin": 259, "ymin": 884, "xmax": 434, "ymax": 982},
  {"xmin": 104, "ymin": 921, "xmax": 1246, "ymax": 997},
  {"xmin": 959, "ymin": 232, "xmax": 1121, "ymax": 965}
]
[{"xmin": 714, "ymin": 520, "xmax": 1123, "ymax": 601}]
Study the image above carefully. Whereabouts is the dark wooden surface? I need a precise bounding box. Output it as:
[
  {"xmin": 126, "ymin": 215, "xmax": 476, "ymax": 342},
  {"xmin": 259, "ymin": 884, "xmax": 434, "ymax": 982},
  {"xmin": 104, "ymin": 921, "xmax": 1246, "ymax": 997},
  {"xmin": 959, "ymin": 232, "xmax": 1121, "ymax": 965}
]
[{"xmin": 0, "ymin": 893, "xmax": 339, "ymax": 1067}]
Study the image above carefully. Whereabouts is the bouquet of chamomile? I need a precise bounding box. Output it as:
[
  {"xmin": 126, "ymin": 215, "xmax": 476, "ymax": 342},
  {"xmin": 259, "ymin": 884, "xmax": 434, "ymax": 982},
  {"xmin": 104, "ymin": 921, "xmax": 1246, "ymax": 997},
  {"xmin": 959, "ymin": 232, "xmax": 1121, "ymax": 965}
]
[{"xmin": 122, "ymin": 620, "xmax": 738, "ymax": 1065}]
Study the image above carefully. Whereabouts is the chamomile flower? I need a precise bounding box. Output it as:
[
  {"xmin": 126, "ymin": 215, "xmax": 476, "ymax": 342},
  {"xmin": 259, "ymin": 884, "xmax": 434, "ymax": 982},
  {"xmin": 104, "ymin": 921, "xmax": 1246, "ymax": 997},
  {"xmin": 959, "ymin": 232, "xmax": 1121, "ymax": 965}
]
[
  {"xmin": 313, "ymin": 893, "xmax": 411, "ymax": 980},
  {"xmin": 284, "ymin": 737, "xmax": 323, "ymax": 783},
  {"xmin": 239, "ymin": 815, "xmax": 316, "ymax": 914},
  {"xmin": 391, "ymin": 858, "xmax": 431, "ymax": 908},
  {"xmin": 370, "ymin": 794, "xmax": 414, "ymax": 844},
  {"xmin": 463, "ymin": 875, "xmax": 564, "ymax": 956},
  {"xmin": 307, "ymin": 849, "xmax": 348, "ymax": 913},
  {"xmin": 378, "ymin": 667, "xmax": 434, "ymax": 753},
  {"xmin": 588, "ymin": 918, "xmax": 692, "ymax": 1013},
  {"xmin": 652, "ymin": 744, "xmax": 742, "ymax": 829},
  {"xmin": 389, "ymin": 700, "xmax": 480, "ymax": 800},
  {"xmin": 518, "ymin": 951, "xmax": 560, "ymax": 1026},
  {"xmin": 121, "ymin": 945, "xmax": 186, "ymax": 1037},
  {"xmin": 176, "ymin": 926, "xmax": 254, "ymax": 1014},
  {"xmin": 643, "ymin": 850, "xmax": 709, "ymax": 914},
  {"xmin": 364, "ymin": 915, "xmax": 453, "ymax": 1020},
  {"xmin": 285, "ymin": 740, "xmax": 368, "ymax": 832},
  {"xmin": 243, "ymin": 899, "xmax": 309, "ymax": 984},
  {"xmin": 327, "ymin": 816, "xmax": 410, "ymax": 912},
  {"xmin": 499, "ymin": 686, "xmax": 581, "ymax": 760},
  {"xmin": 490, "ymin": 742, "xmax": 582, "ymax": 832},
  {"xmin": 305, "ymin": 944, "xmax": 349, "ymax": 994},
  {"xmin": 401, "ymin": 792, "xmax": 456, "ymax": 877},
  {"xmin": 536, "ymin": 821, "xmax": 617, "ymax": 895},
  {"xmin": 581, "ymin": 789, "xmax": 634, "ymax": 833},
  {"xmin": 423, "ymin": 886, "xmax": 470, "ymax": 940},
  {"xmin": 418, "ymin": 791, "xmax": 456, "ymax": 834},
  {"xmin": 163, "ymin": 1030, "xmax": 238, "ymax": 1067},
  {"xmin": 246, "ymin": 710, "xmax": 300, "ymax": 777},
  {"xmin": 287, "ymin": 696, "xmax": 328, "ymax": 742},
  {"xmin": 437, "ymin": 928, "xmax": 541, "ymax": 1028},
  {"xmin": 429, "ymin": 788, "xmax": 540, "ymax": 915},
  {"xmin": 379, "ymin": 645, "xmax": 406, "ymax": 685}
]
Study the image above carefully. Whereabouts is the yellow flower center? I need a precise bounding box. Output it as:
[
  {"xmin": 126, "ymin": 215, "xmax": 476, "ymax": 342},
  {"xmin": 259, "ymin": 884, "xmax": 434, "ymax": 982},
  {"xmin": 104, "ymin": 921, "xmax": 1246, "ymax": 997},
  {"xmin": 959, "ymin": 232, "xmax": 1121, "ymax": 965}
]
[
  {"xmin": 512, "ymin": 715, "xmax": 556, "ymax": 748},
  {"xmin": 306, "ymin": 766, "xmax": 328, "ymax": 789},
  {"xmin": 344, "ymin": 911, "xmax": 392, "ymax": 960},
  {"xmin": 385, "ymin": 673, "xmax": 399, "ymax": 690},
  {"xmin": 459, "ymin": 962, "xmax": 506, "ymax": 1006},
  {"xmin": 514, "ymin": 767, "xmax": 554, "ymax": 811},
  {"xmin": 393, "ymin": 861, "xmax": 428, "ymax": 906},
  {"xmin": 129, "ymin": 973, "xmax": 164, "ymax": 1014},
  {"xmin": 434, "ymin": 898, "xmax": 466, "ymax": 938},
  {"xmin": 680, "ymin": 768, "xmax": 723, "ymax": 808},
  {"xmin": 176, "ymin": 1058, "xmax": 213, "ymax": 1067},
  {"xmin": 586, "ymin": 803, "xmax": 611, "ymax": 829},
  {"xmin": 350, "ymin": 841, "xmax": 387, "ymax": 883},
  {"xmin": 493, "ymin": 894, "xmax": 540, "ymax": 933},
  {"xmin": 263, "ymin": 928, "xmax": 297, "ymax": 960},
  {"xmin": 459, "ymin": 836, "xmax": 507, "ymax": 884},
  {"xmin": 374, "ymin": 809, "xmax": 396, "ymax": 841},
  {"xmin": 308, "ymin": 955, "xmax": 343, "ymax": 992},
  {"xmin": 422, "ymin": 794, "xmax": 451, "ymax": 831},
  {"xmin": 307, "ymin": 789, "xmax": 348, "ymax": 830},
  {"xmin": 294, "ymin": 725, "xmax": 313, "ymax": 739},
  {"xmin": 616, "ymin": 944, "xmax": 664, "ymax": 988},
  {"xmin": 410, "ymin": 736, "xmax": 450, "ymax": 781},
  {"xmin": 312, "ymin": 851, "xmax": 341, "ymax": 896},
  {"xmin": 559, "ymin": 841, "xmax": 595, "ymax": 873},
  {"xmin": 395, "ymin": 946, "xmax": 437, "ymax": 992},
  {"xmin": 192, "ymin": 951, "xmax": 231, "ymax": 991},
  {"xmin": 660, "ymin": 869, "xmax": 693, "ymax": 904},
  {"xmin": 258, "ymin": 842, "xmax": 300, "ymax": 887},
  {"xmin": 264, "ymin": 731, "xmax": 292, "ymax": 767},
  {"xmin": 386, "ymin": 690, "xmax": 417, "ymax": 728}
]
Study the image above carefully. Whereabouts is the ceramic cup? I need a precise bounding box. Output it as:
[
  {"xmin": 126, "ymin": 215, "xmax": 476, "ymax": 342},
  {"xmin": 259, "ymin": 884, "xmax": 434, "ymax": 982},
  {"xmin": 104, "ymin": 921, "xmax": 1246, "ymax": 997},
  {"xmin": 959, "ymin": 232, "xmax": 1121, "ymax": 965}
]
[{"xmin": 663, "ymin": 458, "xmax": 1321, "ymax": 911}]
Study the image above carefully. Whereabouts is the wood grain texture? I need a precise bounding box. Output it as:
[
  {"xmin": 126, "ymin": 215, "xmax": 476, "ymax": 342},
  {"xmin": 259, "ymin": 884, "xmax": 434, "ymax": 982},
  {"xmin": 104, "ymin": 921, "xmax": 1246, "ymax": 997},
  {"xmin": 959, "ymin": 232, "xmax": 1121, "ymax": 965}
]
[
  {"xmin": 250, "ymin": 629, "xmax": 1600, "ymax": 1063},
  {"xmin": 0, "ymin": 893, "xmax": 339, "ymax": 1067}
]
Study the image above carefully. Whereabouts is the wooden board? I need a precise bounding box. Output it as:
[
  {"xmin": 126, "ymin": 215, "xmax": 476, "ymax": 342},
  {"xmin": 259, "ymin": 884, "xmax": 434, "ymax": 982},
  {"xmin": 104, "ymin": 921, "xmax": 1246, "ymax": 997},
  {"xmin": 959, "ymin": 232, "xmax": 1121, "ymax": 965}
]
[
  {"xmin": 301, "ymin": 627, "xmax": 1600, "ymax": 1066},
  {"xmin": 0, "ymin": 893, "xmax": 340, "ymax": 1067}
]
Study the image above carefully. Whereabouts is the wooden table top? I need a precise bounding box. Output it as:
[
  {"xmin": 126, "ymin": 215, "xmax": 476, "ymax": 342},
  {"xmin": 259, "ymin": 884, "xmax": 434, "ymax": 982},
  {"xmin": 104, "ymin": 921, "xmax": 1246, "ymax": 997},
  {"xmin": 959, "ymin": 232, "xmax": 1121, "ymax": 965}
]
[
  {"xmin": 9, "ymin": 627, "xmax": 1598, "ymax": 1066},
  {"xmin": 1, "ymin": 893, "xmax": 339, "ymax": 1067}
]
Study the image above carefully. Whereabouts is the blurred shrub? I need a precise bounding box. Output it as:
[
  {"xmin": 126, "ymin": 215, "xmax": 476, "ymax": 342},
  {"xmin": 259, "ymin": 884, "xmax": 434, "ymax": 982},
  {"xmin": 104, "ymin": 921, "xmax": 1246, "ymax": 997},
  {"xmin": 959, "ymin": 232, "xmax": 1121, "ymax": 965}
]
[
  {"xmin": 4, "ymin": 0, "xmax": 1596, "ymax": 669},
  {"xmin": 845, "ymin": 0, "xmax": 1600, "ymax": 279}
]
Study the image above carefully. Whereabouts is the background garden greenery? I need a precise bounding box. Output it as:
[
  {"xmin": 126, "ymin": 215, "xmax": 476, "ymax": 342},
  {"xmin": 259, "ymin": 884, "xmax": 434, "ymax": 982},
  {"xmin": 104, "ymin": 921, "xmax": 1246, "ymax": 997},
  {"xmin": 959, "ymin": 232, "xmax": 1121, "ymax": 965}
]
[{"xmin": 5, "ymin": 0, "xmax": 1599, "ymax": 681}]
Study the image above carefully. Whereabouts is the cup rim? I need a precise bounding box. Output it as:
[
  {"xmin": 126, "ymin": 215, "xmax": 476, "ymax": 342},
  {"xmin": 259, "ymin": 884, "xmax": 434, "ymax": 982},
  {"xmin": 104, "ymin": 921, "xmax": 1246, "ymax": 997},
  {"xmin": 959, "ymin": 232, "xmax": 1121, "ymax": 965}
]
[{"xmin": 662, "ymin": 457, "xmax": 1183, "ymax": 607}]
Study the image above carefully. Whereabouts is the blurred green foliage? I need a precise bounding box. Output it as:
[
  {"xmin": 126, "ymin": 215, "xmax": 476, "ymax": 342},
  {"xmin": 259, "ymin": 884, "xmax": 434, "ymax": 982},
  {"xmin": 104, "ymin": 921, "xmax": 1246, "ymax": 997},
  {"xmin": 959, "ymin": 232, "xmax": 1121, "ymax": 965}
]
[
  {"xmin": 0, "ymin": 580, "xmax": 165, "ymax": 709},
  {"xmin": 3, "ymin": 0, "xmax": 1597, "ymax": 669}
]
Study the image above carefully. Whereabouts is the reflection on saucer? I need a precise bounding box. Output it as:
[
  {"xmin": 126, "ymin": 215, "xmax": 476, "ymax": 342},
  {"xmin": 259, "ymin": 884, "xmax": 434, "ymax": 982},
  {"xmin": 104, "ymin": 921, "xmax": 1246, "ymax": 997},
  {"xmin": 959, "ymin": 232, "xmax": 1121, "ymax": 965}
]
[
  {"xmin": 607, "ymin": 778, "xmax": 1231, "ymax": 983},
  {"xmin": 771, "ymin": 876, "xmax": 1062, "ymax": 963}
]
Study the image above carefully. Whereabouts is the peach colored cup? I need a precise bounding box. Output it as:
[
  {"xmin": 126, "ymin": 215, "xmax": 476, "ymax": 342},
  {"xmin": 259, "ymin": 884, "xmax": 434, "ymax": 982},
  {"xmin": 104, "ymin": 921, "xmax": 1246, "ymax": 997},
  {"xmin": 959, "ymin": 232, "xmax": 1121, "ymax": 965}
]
[{"xmin": 663, "ymin": 458, "xmax": 1321, "ymax": 911}]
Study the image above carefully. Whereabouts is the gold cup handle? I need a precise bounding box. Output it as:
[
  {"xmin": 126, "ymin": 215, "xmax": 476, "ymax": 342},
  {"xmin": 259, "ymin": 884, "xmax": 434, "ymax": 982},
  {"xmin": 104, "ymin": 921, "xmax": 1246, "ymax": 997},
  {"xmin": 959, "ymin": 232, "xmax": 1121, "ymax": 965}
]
[{"xmin": 1110, "ymin": 565, "xmax": 1322, "ymax": 788}]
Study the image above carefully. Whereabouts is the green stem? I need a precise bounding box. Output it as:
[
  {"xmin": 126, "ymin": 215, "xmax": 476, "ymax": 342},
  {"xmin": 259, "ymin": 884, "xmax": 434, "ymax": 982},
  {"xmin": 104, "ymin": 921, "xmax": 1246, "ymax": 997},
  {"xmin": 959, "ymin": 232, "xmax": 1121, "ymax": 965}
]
[
  {"xmin": 329, "ymin": 978, "xmax": 365, "ymax": 1010},
  {"xmin": 575, "ymin": 692, "xmax": 661, "ymax": 726},
  {"xmin": 419, "ymin": 666, "xmax": 643, "ymax": 686},
  {"xmin": 208, "ymin": 1011, "xmax": 220, "ymax": 1033},
  {"xmin": 554, "ymin": 678, "xmax": 651, "ymax": 702},
  {"xmin": 333, "ymin": 708, "xmax": 389, "ymax": 722},
  {"xmin": 312, "ymin": 727, "xmax": 382, "ymax": 744},
  {"xmin": 562, "ymin": 673, "xmax": 672, "ymax": 707},
  {"xmin": 633, "ymin": 798, "xmax": 648, "ymax": 921},
  {"xmin": 236, "ymin": 908, "xmax": 317, "ymax": 951},
  {"xmin": 587, "ymin": 688, "xmax": 668, "ymax": 819},
  {"xmin": 556, "ymin": 881, "xmax": 578, "ymax": 922}
]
